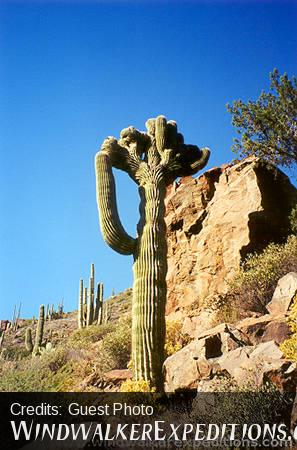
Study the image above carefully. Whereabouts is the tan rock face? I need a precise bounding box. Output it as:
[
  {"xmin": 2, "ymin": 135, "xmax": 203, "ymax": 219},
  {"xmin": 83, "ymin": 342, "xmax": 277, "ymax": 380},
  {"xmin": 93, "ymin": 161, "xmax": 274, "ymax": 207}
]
[{"xmin": 165, "ymin": 158, "xmax": 297, "ymax": 314}]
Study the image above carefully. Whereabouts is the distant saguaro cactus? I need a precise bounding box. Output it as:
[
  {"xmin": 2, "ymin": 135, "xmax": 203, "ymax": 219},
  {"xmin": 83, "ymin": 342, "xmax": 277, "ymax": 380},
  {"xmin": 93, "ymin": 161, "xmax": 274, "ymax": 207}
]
[
  {"xmin": 25, "ymin": 328, "xmax": 33, "ymax": 352},
  {"xmin": 14, "ymin": 302, "xmax": 22, "ymax": 331},
  {"xmin": 0, "ymin": 331, "xmax": 5, "ymax": 348},
  {"xmin": 33, "ymin": 305, "xmax": 45, "ymax": 356},
  {"xmin": 78, "ymin": 279, "xmax": 84, "ymax": 329},
  {"xmin": 46, "ymin": 304, "xmax": 50, "ymax": 321},
  {"xmin": 83, "ymin": 287, "xmax": 88, "ymax": 327},
  {"xmin": 103, "ymin": 301, "xmax": 110, "ymax": 324},
  {"xmin": 95, "ymin": 115, "xmax": 210, "ymax": 390},
  {"xmin": 95, "ymin": 282, "xmax": 104, "ymax": 325},
  {"xmin": 87, "ymin": 264, "xmax": 95, "ymax": 326}
]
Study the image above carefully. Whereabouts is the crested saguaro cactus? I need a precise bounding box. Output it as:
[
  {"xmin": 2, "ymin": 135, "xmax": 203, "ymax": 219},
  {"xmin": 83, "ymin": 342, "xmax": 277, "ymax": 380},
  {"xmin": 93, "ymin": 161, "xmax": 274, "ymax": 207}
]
[{"xmin": 95, "ymin": 115, "xmax": 210, "ymax": 390}]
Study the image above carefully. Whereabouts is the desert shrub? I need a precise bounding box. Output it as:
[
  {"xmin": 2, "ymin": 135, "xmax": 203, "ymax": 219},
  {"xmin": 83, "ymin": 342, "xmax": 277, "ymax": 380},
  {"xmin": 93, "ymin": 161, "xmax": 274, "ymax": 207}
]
[
  {"xmin": 280, "ymin": 294, "xmax": 297, "ymax": 361},
  {"xmin": 0, "ymin": 357, "xmax": 56, "ymax": 391},
  {"xmin": 164, "ymin": 320, "xmax": 191, "ymax": 357},
  {"xmin": 97, "ymin": 316, "xmax": 132, "ymax": 372},
  {"xmin": 227, "ymin": 235, "xmax": 297, "ymax": 313},
  {"xmin": 69, "ymin": 323, "xmax": 114, "ymax": 348},
  {"xmin": 120, "ymin": 379, "xmax": 155, "ymax": 392},
  {"xmin": 0, "ymin": 343, "xmax": 92, "ymax": 392},
  {"xmin": 213, "ymin": 302, "xmax": 241, "ymax": 326},
  {"xmin": 2, "ymin": 346, "xmax": 31, "ymax": 361}
]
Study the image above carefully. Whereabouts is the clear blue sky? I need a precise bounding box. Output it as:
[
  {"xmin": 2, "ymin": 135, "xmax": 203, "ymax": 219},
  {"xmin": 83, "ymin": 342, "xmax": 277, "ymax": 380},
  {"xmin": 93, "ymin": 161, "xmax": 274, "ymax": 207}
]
[{"xmin": 0, "ymin": 1, "xmax": 296, "ymax": 319}]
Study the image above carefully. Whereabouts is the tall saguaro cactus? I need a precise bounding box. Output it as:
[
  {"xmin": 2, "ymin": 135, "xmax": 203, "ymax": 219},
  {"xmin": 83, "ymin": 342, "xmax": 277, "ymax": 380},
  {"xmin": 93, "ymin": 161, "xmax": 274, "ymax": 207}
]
[
  {"xmin": 78, "ymin": 279, "xmax": 84, "ymax": 329},
  {"xmin": 87, "ymin": 263, "xmax": 95, "ymax": 326},
  {"xmin": 94, "ymin": 282, "xmax": 104, "ymax": 324},
  {"xmin": 33, "ymin": 305, "xmax": 45, "ymax": 356},
  {"xmin": 95, "ymin": 116, "xmax": 210, "ymax": 390},
  {"xmin": 25, "ymin": 328, "xmax": 33, "ymax": 352}
]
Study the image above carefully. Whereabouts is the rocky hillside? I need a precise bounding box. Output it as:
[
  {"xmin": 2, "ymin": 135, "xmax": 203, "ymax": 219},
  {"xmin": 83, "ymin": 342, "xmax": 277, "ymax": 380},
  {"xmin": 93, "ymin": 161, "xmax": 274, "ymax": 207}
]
[{"xmin": 0, "ymin": 157, "xmax": 296, "ymax": 426}]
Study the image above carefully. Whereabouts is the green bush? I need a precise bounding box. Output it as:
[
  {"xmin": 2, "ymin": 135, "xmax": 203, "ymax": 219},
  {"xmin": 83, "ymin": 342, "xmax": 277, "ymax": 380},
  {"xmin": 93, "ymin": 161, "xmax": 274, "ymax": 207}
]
[
  {"xmin": 97, "ymin": 316, "xmax": 132, "ymax": 372},
  {"xmin": 69, "ymin": 323, "xmax": 114, "ymax": 348},
  {"xmin": 164, "ymin": 320, "xmax": 191, "ymax": 357},
  {"xmin": 1, "ymin": 346, "xmax": 31, "ymax": 361},
  {"xmin": 227, "ymin": 235, "xmax": 297, "ymax": 313},
  {"xmin": 0, "ymin": 357, "xmax": 56, "ymax": 391}
]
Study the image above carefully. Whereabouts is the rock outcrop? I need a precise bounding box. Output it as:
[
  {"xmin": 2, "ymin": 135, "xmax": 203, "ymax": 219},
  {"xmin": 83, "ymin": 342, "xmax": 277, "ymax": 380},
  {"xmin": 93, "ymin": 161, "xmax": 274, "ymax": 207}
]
[
  {"xmin": 164, "ymin": 332, "xmax": 297, "ymax": 393},
  {"xmin": 267, "ymin": 272, "xmax": 297, "ymax": 316},
  {"xmin": 164, "ymin": 273, "xmax": 297, "ymax": 393},
  {"xmin": 165, "ymin": 157, "xmax": 297, "ymax": 314}
]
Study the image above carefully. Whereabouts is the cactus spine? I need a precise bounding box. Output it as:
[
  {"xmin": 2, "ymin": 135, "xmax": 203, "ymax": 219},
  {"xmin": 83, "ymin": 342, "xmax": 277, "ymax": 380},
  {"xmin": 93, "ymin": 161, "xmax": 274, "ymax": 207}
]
[
  {"xmin": 25, "ymin": 328, "xmax": 33, "ymax": 352},
  {"xmin": 95, "ymin": 116, "xmax": 210, "ymax": 390},
  {"xmin": 33, "ymin": 305, "xmax": 45, "ymax": 355}
]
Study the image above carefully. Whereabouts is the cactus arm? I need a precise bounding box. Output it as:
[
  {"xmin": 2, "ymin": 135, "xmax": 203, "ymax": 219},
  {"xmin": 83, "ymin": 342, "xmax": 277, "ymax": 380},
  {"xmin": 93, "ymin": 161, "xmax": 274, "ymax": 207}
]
[
  {"xmin": 95, "ymin": 152, "xmax": 137, "ymax": 255},
  {"xmin": 189, "ymin": 147, "xmax": 210, "ymax": 172}
]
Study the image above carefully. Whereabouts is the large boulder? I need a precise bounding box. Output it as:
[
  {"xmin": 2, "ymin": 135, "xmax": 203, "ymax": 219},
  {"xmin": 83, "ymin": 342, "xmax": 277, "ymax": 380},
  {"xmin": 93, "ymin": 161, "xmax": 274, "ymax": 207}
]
[
  {"xmin": 164, "ymin": 323, "xmax": 250, "ymax": 392},
  {"xmin": 163, "ymin": 327, "xmax": 297, "ymax": 393},
  {"xmin": 236, "ymin": 314, "xmax": 291, "ymax": 345},
  {"xmin": 165, "ymin": 157, "xmax": 297, "ymax": 314},
  {"xmin": 267, "ymin": 272, "xmax": 297, "ymax": 316}
]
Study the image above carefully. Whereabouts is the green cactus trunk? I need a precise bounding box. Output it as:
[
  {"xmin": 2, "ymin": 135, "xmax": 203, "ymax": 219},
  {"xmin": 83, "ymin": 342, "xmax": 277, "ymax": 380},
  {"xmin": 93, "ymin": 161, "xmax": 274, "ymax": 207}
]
[
  {"xmin": 25, "ymin": 328, "xmax": 33, "ymax": 352},
  {"xmin": 132, "ymin": 169, "xmax": 167, "ymax": 390},
  {"xmin": 104, "ymin": 302, "xmax": 110, "ymax": 324},
  {"xmin": 95, "ymin": 116, "xmax": 210, "ymax": 391},
  {"xmin": 78, "ymin": 279, "xmax": 84, "ymax": 329},
  {"xmin": 95, "ymin": 282, "xmax": 104, "ymax": 325},
  {"xmin": 87, "ymin": 276, "xmax": 94, "ymax": 326},
  {"xmin": 33, "ymin": 305, "xmax": 44, "ymax": 355},
  {"xmin": 83, "ymin": 287, "xmax": 88, "ymax": 327}
]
